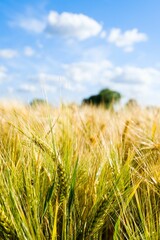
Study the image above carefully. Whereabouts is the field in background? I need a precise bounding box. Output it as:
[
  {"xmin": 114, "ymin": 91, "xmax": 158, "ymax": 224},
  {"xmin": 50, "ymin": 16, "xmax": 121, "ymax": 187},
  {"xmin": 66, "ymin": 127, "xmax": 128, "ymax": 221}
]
[{"xmin": 0, "ymin": 102, "xmax": 160, "ymax": 240}]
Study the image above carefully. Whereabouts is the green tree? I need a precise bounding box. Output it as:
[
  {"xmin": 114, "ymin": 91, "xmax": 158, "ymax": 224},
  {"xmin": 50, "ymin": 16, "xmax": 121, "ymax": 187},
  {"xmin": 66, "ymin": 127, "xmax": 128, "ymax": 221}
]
[
  {"xmin": 125, "ymin": 99, "xmax": 139, "ymax": 108},
  {"xmin": 30, "ymin": 98, "xmax": 48, "ymax": 107},
  {"xmin": 82, "ymin": 88, "xmax": 121, "ymax": 108}
]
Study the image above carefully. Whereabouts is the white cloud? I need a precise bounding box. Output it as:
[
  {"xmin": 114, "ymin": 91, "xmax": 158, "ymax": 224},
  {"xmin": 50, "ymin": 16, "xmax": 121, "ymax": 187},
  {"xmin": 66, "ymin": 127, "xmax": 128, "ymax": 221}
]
[
  {"xmin": 121, "ymin": 66, "xmax": 160, "ymax": 84},
  {"xmin": 108, "ymin": 28, "xmax": 148, "ymax": 52},
  {"xmin": 24, "ymin": 46, "xmax": 35, "ymax": 57},
  {"xmin": 35, "ymin": 72, "xmax": 62, "ymax": 83},
  {"xmin": 63, "ymin": 60, "xmax": 118, "ymax": 85},
  {"xmin": 0, "ymin": 66, "xmax": 7, "ymax": 82},
  {"xmin": 7, "ymin": 87, "xmax": 14, "ymax": 93},
  {"xmin": 0, "ymin": 49, "xmax": 18, "ymax": 59},
  {"xmin": 15, "ymin": 18, "xmax": 45, "ymax": 33},
  {"xmin": 42, "ymin": 85, "xmax": 56, "ymax": 93},
  {"xmin": 46, "ymin": 11, "xmax": 103, "ymax": 40},
  {"xmin": 62, "ymin": 79, "xmax": 85, "ymax": 92},
  {"xmin": 108, "ymin": 66, "xmax": 160, "ymax": 102},
  {"xmin": 30, "ymin": 71, "xmax": 86, "ymax": 92},
  {"xmin": 59, "ymin": 60, "xmax": 160, "ymax": 105},
  {"xmin": 26, "ymin": 62, "xmax": 157, "ymax": 99},
  {"xmin": 16, "ymin": 81, "xmax": 56, "ymax": 94},
  {"xmin": 17, "ymin": 84, "xmax": 36, "ymax": 93},
  {"xmin": 13, "ymin": 11, "xmax": 103, "ymax": 41},
  {"xmin": 100, "ymin": 31, "xmax": 107, "ymax": 39},
  {"xmin": 3, "ymin": 57, "xmax": 159, "ymax": 105},
  {"xmin": 36, "ymin": 41, "xmax": 43, "ymax": 49}
]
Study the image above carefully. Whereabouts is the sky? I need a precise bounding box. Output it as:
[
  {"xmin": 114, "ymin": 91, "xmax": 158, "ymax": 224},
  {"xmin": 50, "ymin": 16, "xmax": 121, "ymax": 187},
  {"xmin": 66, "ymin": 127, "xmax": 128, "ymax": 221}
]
[{"xmin": 0, "ymin": 0, "xmax": 160, "ymax": 106}]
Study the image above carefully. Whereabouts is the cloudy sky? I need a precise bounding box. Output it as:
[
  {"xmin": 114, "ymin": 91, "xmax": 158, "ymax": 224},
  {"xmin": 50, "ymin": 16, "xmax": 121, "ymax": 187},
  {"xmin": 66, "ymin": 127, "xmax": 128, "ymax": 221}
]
[{"xmin": 0, "ymin": 0, "xmax": 160, "ymax": 106}]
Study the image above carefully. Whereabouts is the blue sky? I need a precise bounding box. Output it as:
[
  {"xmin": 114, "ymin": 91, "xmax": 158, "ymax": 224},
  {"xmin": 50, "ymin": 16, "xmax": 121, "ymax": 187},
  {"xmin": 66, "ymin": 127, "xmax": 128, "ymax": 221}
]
[{"xmin": 0, "ymin": 0, "xmax": 160, "ymax": 106}]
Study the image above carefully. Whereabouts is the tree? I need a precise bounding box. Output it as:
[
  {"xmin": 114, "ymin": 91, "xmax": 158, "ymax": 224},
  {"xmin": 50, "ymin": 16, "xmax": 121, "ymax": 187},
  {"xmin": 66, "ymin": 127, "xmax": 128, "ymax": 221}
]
[
  {"xmin": 30, "ymin": 98, "xmax": 48, "ymax": 107},
  {"xmin": 125, "ymin": 99, "xmax": 139, "ymax": 108},
  {"xmin": 82, "ymin": 88, "xmax": 121, "ymax": 108}
]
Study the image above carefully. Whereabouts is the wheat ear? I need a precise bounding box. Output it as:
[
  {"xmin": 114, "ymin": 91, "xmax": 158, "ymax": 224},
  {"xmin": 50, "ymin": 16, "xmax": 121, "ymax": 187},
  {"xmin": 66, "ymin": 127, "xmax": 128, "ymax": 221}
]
[{"xmin": 0, "ymin": 206, "xmax": 18, "ymax": 239}]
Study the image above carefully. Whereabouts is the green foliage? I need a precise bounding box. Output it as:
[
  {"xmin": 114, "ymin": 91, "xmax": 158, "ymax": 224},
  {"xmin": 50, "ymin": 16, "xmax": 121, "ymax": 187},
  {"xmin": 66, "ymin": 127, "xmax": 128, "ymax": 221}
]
[
  {"xmin": 30, "ymin": 98, "xmax": 48, "ymax": 107},
  {"xmin": 83, "ymin": 88, "xmax": 121, "ymax": 108},
  {"xmin": 126, "ymin": 98, "xmax": 139, "ymax": 108}
]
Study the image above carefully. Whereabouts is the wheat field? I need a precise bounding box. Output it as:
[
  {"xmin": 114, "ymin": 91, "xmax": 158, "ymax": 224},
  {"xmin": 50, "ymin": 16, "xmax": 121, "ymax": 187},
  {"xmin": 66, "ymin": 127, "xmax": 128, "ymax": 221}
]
[{"xmin": 0, "ymin": 102, "xmax": 160, "ymax": 239}]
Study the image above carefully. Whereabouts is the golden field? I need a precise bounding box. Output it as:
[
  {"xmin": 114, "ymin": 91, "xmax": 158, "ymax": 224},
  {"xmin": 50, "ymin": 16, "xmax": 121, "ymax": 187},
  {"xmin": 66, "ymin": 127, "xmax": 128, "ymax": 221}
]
[{"xmin": 0, "ymin": 102, "xmax": 160, "ymax": 239}]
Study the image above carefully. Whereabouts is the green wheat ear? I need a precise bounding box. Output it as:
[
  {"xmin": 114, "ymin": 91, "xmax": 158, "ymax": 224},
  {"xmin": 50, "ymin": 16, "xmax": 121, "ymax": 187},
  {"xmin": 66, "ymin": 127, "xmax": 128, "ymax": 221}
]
[
  {"xmin": 31, "ymin": 131, "xmax": 68, "ymax": 201},
  {"xmin": 8, "ymin": 121, "xmax": 69, "ymax": 203},
  {"xmin": 31, "ymin": 133, "xmax": 56, "ymax": 160},
  {"xmin": 57, "ymin": 162, "xmax": 68, "ymax": 201},
  {"xmin": 0, "ymin": 207, "xmax": 18, "ymax": 239},
  {"xmin": 85, "ymin": 195, "xmax": 110, "ymax": 238}
]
